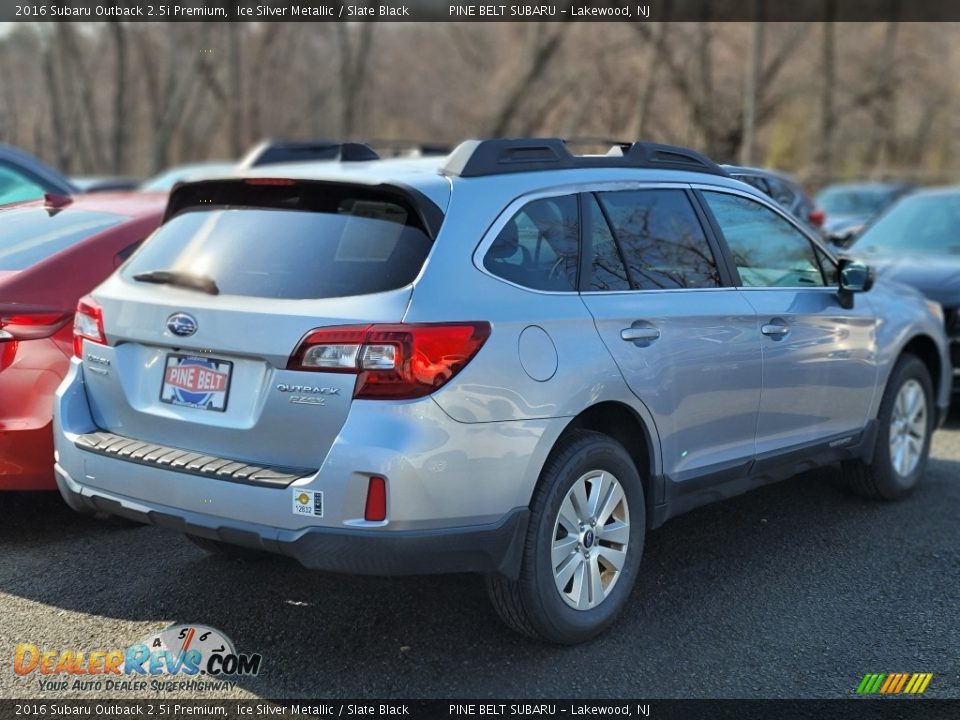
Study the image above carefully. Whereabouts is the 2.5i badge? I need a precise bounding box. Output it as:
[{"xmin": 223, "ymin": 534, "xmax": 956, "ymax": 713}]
[{"xmin": 292, "ymin": 489, "xmax": 323, "ymax": 517}]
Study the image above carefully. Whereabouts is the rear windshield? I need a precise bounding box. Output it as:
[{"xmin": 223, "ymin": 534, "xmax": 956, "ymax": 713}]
[
  {"xmin": 0, "ymin": 208, "xmax": 125, "ymax": 270},
  {"xmin": 123, "ymin": 189, "xmax": 433, "ymax": 300}
]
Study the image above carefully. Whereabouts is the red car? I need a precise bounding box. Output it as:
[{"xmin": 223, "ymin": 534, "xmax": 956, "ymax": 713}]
[{"xmin": 0, "ymin": 192, "xmax": 166, "ymax": 489}]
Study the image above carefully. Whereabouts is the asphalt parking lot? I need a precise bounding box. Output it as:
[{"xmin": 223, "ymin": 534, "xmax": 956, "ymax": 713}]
[{"xmin": 2, "ymin": 409, "xmax": 958, "ymax": 701}]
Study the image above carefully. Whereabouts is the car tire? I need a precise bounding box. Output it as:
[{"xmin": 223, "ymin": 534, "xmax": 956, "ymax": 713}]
[
  {"xmin": 840, "ymin": 354, "xmax": 934, "ymax": 500},
  {"xmin": 486, "ymin": 430, "xmax": 645, "ymax": 644},
  {"xmin": 184, "ymin": 534, "xmax": 269, "ymax": 559}
]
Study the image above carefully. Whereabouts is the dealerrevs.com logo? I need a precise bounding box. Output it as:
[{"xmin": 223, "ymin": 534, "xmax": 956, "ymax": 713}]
[{"xmin": 14, "ymin": 624, "xmax": 262, "ymax": 693}]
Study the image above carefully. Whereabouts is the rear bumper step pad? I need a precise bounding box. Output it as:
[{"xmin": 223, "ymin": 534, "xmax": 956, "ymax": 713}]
[{"xmin": 74, "ymin": 431, "xmax": 314, "ymax": 488}]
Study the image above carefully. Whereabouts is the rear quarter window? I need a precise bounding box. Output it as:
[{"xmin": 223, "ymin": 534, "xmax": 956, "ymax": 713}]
[
  {"xmin": 482, "ymin": 195, "xmax": 580, "ymax": 292},
  {"xmin": 124, "ymin": 189, "xmax": 433, "ymax": 300}
]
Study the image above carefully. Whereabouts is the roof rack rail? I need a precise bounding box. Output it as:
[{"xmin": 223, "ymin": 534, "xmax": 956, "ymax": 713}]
[
  {"xmin": 441, "ymin": 138, "xmax": 727, "ymax": 178},
  {"xmin": 238, "ymin": 139, "xmax": 380, "ymax": 169}
]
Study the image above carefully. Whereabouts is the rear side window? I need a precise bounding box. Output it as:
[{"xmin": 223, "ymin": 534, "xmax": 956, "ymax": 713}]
[
  {"xmin": 596, "ymin": 189, "xmax": 722, "ymax": 290},
  {"xmin": 0, "ymin": 209, "xmax": 124, "ymax": 270},
  {"xmin": 483, "ymin": 195, "xmax": 579, "ymax": 291},
  {"xmin": 124, "ymin": 189, "xmax": 433, "ymax": 300}
]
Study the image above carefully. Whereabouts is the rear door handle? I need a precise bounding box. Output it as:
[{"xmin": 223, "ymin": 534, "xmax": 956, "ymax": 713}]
[
  {"xmin": 620, "ymin": 326, "xmax": 661, "ymax": 344},
  {"xmin": 761, "ymin": 322, "xmax": 790, "ymax": 338}
]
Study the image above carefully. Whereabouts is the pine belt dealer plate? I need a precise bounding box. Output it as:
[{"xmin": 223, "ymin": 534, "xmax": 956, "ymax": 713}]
[{"xmin": 160, "ymin": 354, "xmax": 233, "ymax": 412}]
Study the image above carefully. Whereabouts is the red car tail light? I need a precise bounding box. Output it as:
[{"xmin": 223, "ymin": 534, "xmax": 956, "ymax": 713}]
[
  {"xmin": 0, "ymin": 311, "xmax": 71, "ymax": 342},
  {"xmin": 288, "ymin": 322, "xmax": 491, "ymax": 400},
  {"xmin": 73, "ymin": 296, "xmax": 106, "ymax": 357},
  {"xmin": 809, "ymin": 207, "xmax": 826, "ymax": 227}
]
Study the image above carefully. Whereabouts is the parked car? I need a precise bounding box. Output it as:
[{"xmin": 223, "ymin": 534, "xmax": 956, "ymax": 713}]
[
  {"xmin": 847, "ymin": 187, "xmax": 960, "ymax": 392},
  {"xmin": 723, "ymin": 165, "xmax": 825, "ymax": 231},
  {"xmin": 816, "ymin": 181, "xmax": 915, "ymax": 246},
  {"xmin": 140, "ymin": 162, "xmax": 237, "ymax": 192},
  {"xmin": 238, "ymin": 139, "xmax": 379, "ymax": 168},
  {"xmin": 54, "ymin": 139, "xmax": 950, "ymax": 643},
  {"xmin": 238, "ymin": 139, "xmax": 451, "ymax": 169},
  {"xmin": 0, "ymin": 145, "xmax": 141, "ymax": 205},
  {"xmin": 0, "ymin": 144, "xmax": 78, "ymax": 205},
  {"xmin": 0, "ymin": 192, "xmax": 166, "ymax": 490},
  {"xmin": 71, "ymin": 176, "xmax": 142, "ymax": 193}
]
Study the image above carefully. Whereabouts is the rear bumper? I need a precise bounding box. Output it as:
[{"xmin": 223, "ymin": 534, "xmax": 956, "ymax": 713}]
[
  {"xmin": 0, "ymin": 337, "xmax": 69, "ymax": 491},
  {"xmin": 0, "ymin": 423, "xmax": 57, "ymax": 491},
  {"xmin": 55, "ymin": 465, "xmax": 529, "ymax": 578}
]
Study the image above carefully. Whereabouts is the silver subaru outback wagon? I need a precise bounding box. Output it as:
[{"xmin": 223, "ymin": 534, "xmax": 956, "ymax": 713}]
[{"xmin": 54, "ymin": 139, "xmax": 951, "ymax": 644}]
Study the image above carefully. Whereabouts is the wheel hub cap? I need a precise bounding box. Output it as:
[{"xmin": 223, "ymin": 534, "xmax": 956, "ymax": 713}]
[
  {"xmin": 551, "ymin": 470, "xmax": 630, "ymax": 611},
  {"xmin": 582, "ymin": 529, "xmax": 595, "ymax": 549},
  {"xmin": 889, "ymin": 379, "xmax": 927, "ymax": 478}
]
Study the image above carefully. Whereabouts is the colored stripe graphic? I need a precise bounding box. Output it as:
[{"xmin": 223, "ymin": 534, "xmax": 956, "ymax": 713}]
[
  {"xmin": 894, "ymin": 673, "xmax": 909, "ymax": 693},
  {"xmin": 857, "ymin": 673, "xmax": 932, "ymax": 694}
]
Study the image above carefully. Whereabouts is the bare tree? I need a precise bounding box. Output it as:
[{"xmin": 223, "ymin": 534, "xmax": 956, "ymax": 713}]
[
  {"xmin": 740, "ymin": 2, "xmax": 766, "ymax": 165},
  {"xmin": 109, "ymin": 22, "xmax": 128, "ymax": 174},
  {"xmin": 227, "ymin": 23, "xmax": 244, "ymax": 155},
  {"xmin": 41, "ymin": 30, "xmax": 70, "ymax": 172},
  {"xmin": 867, "ymin": 6, "xmax": 902, "ymax": 172},
  {"xmin": 487, "ymin": 23, "xmax": 568, "ymax": 137},
  {"xmin": 695, "ymin": 12, "xmax": 716, "ymax": 153},
  {"xmin": 336, "ymin": 16, "xmax": 375, "ymax": 137},
  {"xmin": 634, "ymin": 22, "xmax": 671, "ymax": 139},
  {"xmin": 149, "ymin": 25, "xmax": 215, "ymax": 172},
  {"xmin": 816, "ymin": 2, "xmax": 837, "ymax": 181}
]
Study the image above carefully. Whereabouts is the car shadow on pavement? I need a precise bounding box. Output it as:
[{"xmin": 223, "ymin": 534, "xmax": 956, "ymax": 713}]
[{"xmin": 1, "ymin": 429, "xmax": 958, "ymax": 698}]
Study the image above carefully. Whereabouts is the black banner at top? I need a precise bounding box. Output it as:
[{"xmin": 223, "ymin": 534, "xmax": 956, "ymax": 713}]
[
  {"xmin": 5, "ymin": 0, "xmax": 960, "ymax": 23},
  {"xmin": 2, "ymin": 700, "xmax": 960, "ymax": 720}
]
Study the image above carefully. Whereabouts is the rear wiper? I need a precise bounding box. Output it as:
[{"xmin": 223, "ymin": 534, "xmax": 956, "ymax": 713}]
[{"xmin": 132, "ymin": 270, "xmax": 219, "ymax": 295}]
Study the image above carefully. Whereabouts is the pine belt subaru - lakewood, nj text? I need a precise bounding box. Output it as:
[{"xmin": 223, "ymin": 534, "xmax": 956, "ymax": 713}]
[{"xmin": 53, "ymin": 139, "xmax": 951, "ymax": 643}]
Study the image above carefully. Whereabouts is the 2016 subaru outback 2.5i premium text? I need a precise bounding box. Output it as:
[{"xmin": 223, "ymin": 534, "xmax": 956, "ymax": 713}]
[{"xmin": 54, "ymin": 139, "xmax": 951, "ymax": 644}]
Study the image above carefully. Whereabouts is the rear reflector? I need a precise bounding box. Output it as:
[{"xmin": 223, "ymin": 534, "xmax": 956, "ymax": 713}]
[
  {"xmin": 364, "ymin": 476, "xmax": 387, "ymax": 521},
  {"xmin": 288, "ymin": 322, "xmax": 491, "ymax": 400},
  {"xmin": 73, "ymin": 296, "xmax": 106, "ymax": 357}
]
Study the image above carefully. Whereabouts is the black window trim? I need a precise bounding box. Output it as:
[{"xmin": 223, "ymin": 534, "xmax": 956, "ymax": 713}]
[
  {"xmin": 474, "ymin": 181, "xmax": 801, "ymax": 296},
  {"xmin": 692, "ymin": 184, "xmax": 841, "ymax": 290},
  {"xmin": 579, "ymin": 191, "xmax": 632, "ymax": 292}
]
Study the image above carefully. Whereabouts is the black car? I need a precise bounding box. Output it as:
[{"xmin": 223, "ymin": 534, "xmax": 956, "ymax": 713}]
[
  {"xmin": 848, "ymin": 187, "xmax": 960, "ymax": 391},
  {"xmin": 816, "ymin": 181, "xmax": 915, "ymax": 246}
]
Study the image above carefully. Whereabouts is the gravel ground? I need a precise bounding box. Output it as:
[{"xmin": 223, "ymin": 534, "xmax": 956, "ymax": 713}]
[{"xmin": 1, "ymin": 408, "xmax": 958, "ymax": 700}]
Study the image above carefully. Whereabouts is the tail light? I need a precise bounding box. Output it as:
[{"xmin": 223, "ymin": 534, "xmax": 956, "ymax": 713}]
[
  {"xmin": 0, "ymin": 310, "xmax": 71, "ymax": 342},
  {"xmin": 288, "ymin": 322, "xmax": 491, "ymax": 400},
  {"xmin": 809, "ymin": 207, "xmax": 825, "ymax": 227},
  {"xmin": 73, "ymin": 296, "xmax": 106, "ymax": 357}
]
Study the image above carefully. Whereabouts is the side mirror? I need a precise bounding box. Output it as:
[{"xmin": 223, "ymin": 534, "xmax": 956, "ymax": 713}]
[{"xmin": 838, "ymin": 258, "xmax": 874, "ymax": 308}]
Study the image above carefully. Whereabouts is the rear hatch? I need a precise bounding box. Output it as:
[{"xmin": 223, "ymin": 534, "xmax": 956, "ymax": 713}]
[{"xmin": 78, "ymin": 179, "xmax": 441, "ymax": 472}]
